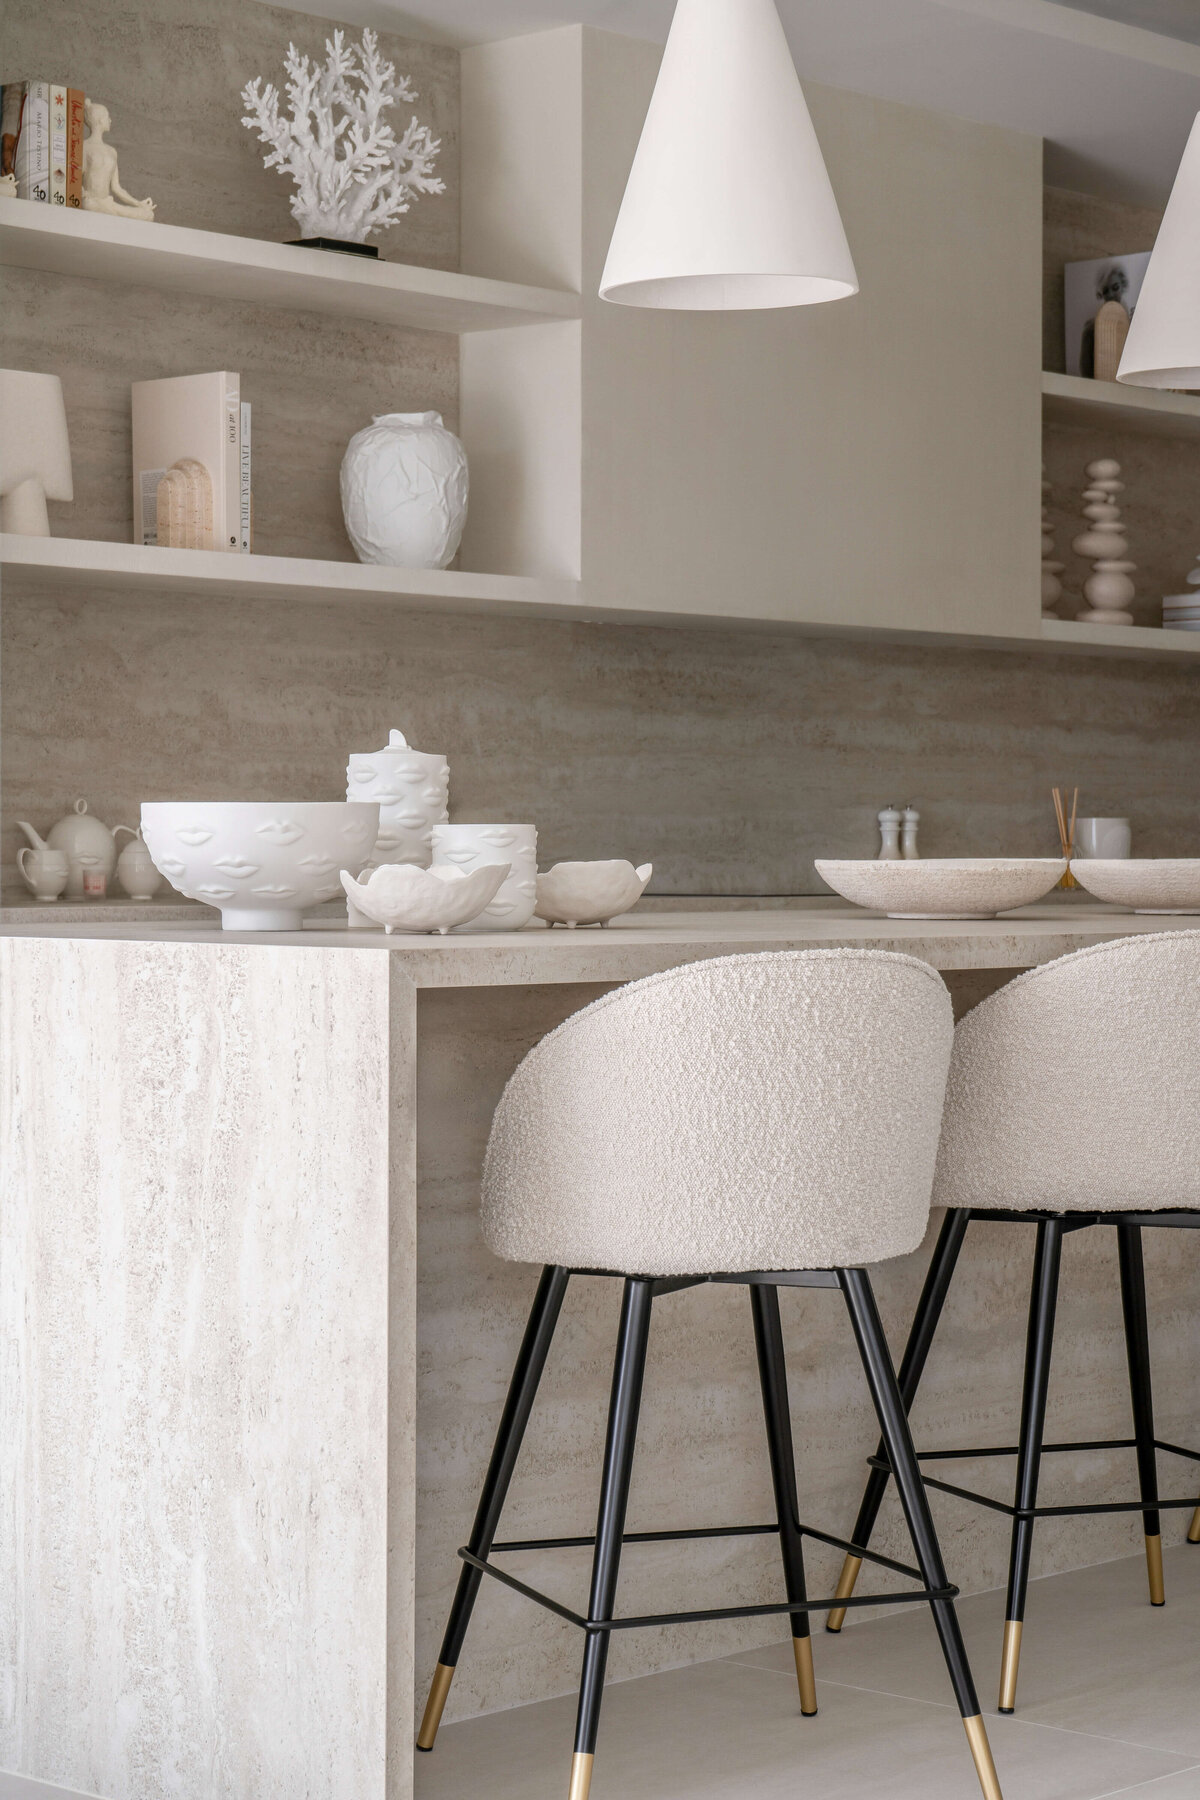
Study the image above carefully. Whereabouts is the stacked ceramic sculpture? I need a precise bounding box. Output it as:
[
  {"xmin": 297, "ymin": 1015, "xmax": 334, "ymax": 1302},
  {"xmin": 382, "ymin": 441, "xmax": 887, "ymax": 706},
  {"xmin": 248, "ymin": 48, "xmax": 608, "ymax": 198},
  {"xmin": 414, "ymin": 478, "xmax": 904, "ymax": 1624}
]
[
  {"xmin": 1073, "ymin": 457, "xmax": 1136, "ymax": 626},
  {"xmin": 346, "ymin": 728, "xmax": 449, "ymax": 868}
]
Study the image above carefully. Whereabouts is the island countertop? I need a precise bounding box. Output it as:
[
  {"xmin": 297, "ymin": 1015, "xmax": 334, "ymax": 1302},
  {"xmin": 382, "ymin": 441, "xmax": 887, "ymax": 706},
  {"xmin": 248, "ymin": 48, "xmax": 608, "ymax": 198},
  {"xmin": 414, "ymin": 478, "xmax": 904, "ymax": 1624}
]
[{"xmin": 1, "ymin": 898, "xmax": 1191, "ymax": 986}]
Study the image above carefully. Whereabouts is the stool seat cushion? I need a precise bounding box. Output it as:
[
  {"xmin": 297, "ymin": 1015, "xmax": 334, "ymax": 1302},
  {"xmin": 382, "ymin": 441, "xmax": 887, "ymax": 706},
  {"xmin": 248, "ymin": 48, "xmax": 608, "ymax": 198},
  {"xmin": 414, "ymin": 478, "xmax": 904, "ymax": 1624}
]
[
  {"xmin": 934, "ymin": 930, "xmax": 1200, "ymax": 1213},
  {"xmin": 482, "ymin": 949, "xmax": 953, "ymax": 1276}
]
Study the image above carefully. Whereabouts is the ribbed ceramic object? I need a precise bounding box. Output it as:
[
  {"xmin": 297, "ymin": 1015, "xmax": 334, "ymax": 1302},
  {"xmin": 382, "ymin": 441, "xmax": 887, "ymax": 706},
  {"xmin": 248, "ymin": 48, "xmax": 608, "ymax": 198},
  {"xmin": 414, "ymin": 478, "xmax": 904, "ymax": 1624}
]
[{"xmin": 432, "ymin": 822, "xmax": 537, "ymax": 932}]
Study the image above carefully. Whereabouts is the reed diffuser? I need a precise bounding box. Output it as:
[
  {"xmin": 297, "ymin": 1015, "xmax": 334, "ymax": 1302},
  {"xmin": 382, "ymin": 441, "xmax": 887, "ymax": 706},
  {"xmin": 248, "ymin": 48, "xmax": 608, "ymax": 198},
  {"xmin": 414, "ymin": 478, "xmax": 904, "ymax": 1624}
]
[{"xmin": 1052, "ymin": 786, "xmax": 1079, "ymax": 889}]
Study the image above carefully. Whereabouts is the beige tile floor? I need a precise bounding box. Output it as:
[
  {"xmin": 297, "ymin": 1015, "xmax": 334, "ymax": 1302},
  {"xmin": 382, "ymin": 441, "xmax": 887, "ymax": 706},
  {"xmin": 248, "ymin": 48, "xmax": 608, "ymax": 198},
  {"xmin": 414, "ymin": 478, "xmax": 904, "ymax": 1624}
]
[{"xmin": 415, "ymin": 1545, "xmax": 1200, "ymax": 1799}]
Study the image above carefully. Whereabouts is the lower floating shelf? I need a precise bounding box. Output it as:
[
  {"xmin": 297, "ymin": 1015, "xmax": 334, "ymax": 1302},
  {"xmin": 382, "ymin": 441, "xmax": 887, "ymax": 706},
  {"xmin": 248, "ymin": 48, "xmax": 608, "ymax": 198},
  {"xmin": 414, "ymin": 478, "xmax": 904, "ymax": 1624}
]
[
  {"xmin": 1, "ymin": 534, "xmax": 584, "ymax": 617},
  {"xmin": 1039, "ymin": 617, "xmax": 1200, "ymax": 658}
]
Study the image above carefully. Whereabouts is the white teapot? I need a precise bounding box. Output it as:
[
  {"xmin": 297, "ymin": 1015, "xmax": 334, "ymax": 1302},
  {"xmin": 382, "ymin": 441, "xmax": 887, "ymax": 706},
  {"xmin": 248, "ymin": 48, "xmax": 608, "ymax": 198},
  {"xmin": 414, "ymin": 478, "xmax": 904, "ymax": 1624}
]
[{"xmin": 44, "ymin": 800, "xmax": 118, "ymax": 898}]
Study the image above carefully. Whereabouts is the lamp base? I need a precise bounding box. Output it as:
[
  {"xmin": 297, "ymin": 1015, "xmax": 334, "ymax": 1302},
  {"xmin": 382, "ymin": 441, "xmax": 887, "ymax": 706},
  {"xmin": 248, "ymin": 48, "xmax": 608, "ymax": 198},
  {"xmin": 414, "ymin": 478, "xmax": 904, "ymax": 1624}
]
[{"xmin": 0, "ymin": 476, "xmax": 51, "ymax": 536}]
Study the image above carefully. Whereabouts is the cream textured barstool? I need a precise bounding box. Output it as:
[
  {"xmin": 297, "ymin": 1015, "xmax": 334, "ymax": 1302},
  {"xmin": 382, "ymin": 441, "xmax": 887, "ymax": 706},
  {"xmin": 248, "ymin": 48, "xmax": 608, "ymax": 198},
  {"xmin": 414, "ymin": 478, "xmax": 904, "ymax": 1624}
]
[
  {"xmin": 416, "ymin": 949, "xmax": 1003, "ymax": 1800},
  {"xmin": 825, "ymin": 931, "xmax": 1200, "ymax": 1713}
]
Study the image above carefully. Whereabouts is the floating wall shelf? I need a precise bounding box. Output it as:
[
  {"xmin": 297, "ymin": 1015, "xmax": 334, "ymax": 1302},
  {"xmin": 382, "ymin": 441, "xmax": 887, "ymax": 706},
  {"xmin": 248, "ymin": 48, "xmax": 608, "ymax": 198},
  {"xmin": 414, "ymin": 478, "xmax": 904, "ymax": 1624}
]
[
  {"xmin": 0, "ymin": 198, "xmax": 580, "ymax": 334},
  {"xmin": 1039, "ymin": 617, "xmax": 1200, "ymax": 658},
  {"xmin": 0, "ymin": 535, "xmax": 584, "ymax": 617},
  {"xmin": 1041, "ymin": 370, "xmax": 1200, "ymax": 440}
]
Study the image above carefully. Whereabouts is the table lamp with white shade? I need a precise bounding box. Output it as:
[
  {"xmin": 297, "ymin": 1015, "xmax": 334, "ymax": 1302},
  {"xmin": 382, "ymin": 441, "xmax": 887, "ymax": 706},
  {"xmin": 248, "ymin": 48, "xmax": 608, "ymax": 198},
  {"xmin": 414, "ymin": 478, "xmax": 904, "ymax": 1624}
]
[
  {"xmin": 1117, "ymin": 111, "xmax": 1200, "ymax": 390},
  {"xmin": 0, "ymin": 369, "xmax": 73, "ymax": 535}
]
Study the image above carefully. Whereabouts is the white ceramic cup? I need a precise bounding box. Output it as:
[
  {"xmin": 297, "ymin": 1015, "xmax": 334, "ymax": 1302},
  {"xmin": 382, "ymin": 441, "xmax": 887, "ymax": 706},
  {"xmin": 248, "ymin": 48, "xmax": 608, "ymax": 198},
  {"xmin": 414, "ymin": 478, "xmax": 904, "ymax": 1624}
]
[
  {"xmin": 1073, "ymin": 817, "xmax": 1132, "ymax": 860},
  {"xmin": 431, "ymin": 823, "xmax": 537, "ymax": 932},
  {"xmin": 17, "ymin": 845, "xmax": 70, "ymax": 901}
]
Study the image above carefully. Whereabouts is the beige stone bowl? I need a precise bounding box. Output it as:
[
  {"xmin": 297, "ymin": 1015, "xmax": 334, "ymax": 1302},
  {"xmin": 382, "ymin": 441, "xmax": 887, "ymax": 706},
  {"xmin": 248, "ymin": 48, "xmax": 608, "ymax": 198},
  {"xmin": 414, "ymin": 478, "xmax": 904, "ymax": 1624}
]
[
  {"xmin": 815, "ymin": 857, "xmax": 1068, "ymax": 919},
  {"xmin": 1069, "ymin": 859, "xmax": 1200, "ymax": 914}
]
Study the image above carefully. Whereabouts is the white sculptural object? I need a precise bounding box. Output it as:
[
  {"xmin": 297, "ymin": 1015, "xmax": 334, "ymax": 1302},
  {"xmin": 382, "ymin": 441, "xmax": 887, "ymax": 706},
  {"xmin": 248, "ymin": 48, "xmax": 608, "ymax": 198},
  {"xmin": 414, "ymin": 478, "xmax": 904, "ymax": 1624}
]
[
  {"xmin": 241, "ymin": 29, "xmax": 444, "ymax": 245},
  {"xmin": 1073, "ymin": 457, "xmax": 1136, "ymax": 625},
  {"xmin": 341, "ymin": 861, "xmax": 509, "ymax": 934},
  {"xmin": 346, "ymin": 727, "xmax": 449, "ymax": 867},
  {"xmin": 1041, "ymin": 466, "xmax": 1064, "ymax": 617},
  {"xmin": 82, "ymin": 101, "xmax": 155, "ymax": 220},
  {"xmin": 534, "ymin": 860, "xmax": 654, "ymax": 928},
  {"xmin": 340, "ymin": 413, "xmax": 468, "ymax": 568},
  {"xmin": 0, "ymin": 369, "xmax": 73, "ymax": 535}
]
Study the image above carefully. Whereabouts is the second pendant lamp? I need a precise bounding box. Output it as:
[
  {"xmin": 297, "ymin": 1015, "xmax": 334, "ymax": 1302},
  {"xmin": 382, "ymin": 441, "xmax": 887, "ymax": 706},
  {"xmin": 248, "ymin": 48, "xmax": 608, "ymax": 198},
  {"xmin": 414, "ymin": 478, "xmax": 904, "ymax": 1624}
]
[{"xmin": 599, "ymin": 0, "xmax": 858, "ymax": 311}]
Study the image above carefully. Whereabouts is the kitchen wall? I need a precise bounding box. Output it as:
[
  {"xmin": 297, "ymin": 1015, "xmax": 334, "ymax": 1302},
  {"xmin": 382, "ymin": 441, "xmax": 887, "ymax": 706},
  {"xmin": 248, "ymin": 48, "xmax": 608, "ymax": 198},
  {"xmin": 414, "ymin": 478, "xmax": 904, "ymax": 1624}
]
[{"xmin": 3, "ymin": 0, "xmax": 1198, "ymax": 898}]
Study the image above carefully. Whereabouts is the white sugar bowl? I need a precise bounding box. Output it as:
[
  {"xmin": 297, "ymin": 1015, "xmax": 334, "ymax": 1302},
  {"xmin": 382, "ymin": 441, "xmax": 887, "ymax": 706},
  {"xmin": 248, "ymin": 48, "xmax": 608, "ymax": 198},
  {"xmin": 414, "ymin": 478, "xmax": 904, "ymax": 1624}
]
[
  {"xmin": 346, "ymin": 727, "xmax": 449, "ymax": 869},
  {"xmin": 114, "ymin": 825, "xmax": 163, "ymax": 900},
  {"xmin": 432, "ymin": 823, "xmax": 537, "ymax": 932}
]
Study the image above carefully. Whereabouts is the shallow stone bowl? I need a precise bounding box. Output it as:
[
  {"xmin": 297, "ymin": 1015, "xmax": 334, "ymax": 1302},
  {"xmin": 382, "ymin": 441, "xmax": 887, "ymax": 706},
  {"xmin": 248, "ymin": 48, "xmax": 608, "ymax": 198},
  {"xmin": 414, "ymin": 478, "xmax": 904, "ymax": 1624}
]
[
  {"xmin": 815, "ymin": 857, "xmax": 1067, "ymax": 919},
  {"xmin": 535, "ymin": 860, "xmax": 653, "ymax": 928},
  {"xmin": 341, "ymin": 861, "xmax": 510, "ymax": 934},
  {"xmin": 142, "ymin": 800, "xmax": 379, "ymax": 931},
  {"xmin": 1069, "ymin": 859, "xmax": 1200, "ymax": 914}
]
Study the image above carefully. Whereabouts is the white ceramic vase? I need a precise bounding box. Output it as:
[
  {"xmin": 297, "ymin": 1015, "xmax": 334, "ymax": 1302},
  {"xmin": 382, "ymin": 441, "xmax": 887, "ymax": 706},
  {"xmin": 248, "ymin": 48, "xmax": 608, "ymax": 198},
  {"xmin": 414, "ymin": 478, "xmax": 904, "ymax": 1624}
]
[
  {"xmin": 340, "ymin": 412, "xmax": 468, "ymax": 569},
  {"xmin": 432, "ymin": 823, "xmax": 537, "ymax": 932}
]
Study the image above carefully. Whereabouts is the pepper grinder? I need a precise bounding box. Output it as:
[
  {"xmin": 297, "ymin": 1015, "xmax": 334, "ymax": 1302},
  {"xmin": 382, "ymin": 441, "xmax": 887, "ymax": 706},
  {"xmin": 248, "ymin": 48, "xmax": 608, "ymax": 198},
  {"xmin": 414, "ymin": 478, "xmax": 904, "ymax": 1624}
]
[
  {"xmin": 877, "ymin": 805, "xmax": 902, "ymax": 861},
  {"xmin": 901, "ymin": 805, "xmax": 920, "ymax": 860}
]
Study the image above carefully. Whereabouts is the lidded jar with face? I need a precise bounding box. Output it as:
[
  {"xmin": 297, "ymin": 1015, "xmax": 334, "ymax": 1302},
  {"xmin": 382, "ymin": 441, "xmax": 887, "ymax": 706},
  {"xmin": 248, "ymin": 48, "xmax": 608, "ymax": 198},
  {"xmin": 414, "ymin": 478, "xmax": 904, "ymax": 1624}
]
[{"xmin": 346, "ymin": 728, "xmax": 449, "ymax": 869}]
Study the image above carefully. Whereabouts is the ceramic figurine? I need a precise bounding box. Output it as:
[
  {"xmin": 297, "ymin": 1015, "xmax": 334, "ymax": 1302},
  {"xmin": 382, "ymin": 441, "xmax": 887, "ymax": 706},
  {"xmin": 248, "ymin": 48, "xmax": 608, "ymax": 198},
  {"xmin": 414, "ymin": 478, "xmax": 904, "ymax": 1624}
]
[
  {"xmin": 340, "ymin": 413, "xmax": 468, "ymax": 568},
  {"xmin": 16, "ymin": 840, "xmax": 69, "ymax": 901},
  {"xmin": 534, "ymin": 860, "xmax": 653, "ymax": 928},
  {"xmin": 1041, "ymin": 467, "xmax": 1064, "ymax": 617},
  {"xmin": 241, "ymin": 29, "xmax": 443, "ymax": 247},
  {"xmin": 114, "ymin": 825, "xmax": 163, "ymax": 900},
  {"xmin": 41, "ymin": 800, "xmax": 117, "ymax": 899},
  {"xmin": 0, "ymin": 369, "xmax": 73, "ymax": 536},
  {"xmin": 1073, "ymin": 458, "xmax": 1135, "ymax": 625},
  {"xmin": 340, "ymin": 860, "xmax": 509, "ymax": 934},
  {"xmin": 82, "ymin": 101, "xmax": 155, "ymax": 220},
  {"xmin": 346, "ymin": 727, "xmax": 449, "ymax": 869},
  {"xmin": 876, "ymin": 805, "xmax": 902, "ymax": 861},
  {"xmin": 432, "ymin": 823, "xmax": 537, "ymax": 932}
]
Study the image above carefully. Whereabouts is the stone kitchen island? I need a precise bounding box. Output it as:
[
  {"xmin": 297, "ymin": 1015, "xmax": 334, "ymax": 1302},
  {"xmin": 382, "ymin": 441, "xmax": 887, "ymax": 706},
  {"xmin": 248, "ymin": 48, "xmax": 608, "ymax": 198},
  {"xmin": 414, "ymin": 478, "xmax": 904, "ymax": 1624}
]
[{"xmin": 4, "ymin": 907, "xmax": 1197, "ymax": 1800}]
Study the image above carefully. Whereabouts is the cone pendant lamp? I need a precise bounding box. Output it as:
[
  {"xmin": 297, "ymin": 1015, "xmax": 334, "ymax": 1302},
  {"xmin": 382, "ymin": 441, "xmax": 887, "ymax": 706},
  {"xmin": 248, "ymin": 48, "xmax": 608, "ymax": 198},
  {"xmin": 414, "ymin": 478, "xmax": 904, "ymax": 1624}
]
[
  {"xmin": 1118, "ymin": 111, "xmax": 1200, "ymax": 388},
  {"xmin": 599, "ymin": 0, "xmax": 858, "ymax": 310}
]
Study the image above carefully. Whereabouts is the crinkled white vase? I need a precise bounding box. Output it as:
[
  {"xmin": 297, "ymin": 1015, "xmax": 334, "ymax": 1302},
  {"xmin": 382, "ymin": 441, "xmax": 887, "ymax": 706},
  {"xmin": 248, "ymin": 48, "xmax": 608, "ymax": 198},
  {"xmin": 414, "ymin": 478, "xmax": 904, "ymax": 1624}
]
[{"xmin": 340, "ymin": 411, "xmax": 468, "ymax": 569}]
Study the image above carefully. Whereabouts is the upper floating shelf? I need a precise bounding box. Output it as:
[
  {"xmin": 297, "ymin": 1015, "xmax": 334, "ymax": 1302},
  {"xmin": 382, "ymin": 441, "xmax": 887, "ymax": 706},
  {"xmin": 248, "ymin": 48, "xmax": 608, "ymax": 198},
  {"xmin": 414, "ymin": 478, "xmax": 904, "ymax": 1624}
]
[
  {"xmin": 0, "ymin": 198, "xmax": 580, "ymax": 334},
  {"xmin": 1041, "ymin": 371, "xmax": 1200, "ymax": 440}
]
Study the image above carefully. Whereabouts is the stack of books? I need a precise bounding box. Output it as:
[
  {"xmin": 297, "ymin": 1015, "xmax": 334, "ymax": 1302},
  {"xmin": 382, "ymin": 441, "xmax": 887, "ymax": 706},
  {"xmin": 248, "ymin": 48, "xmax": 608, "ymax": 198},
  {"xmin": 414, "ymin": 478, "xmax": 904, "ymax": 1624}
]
[
  {"xmin": 1, "ymin": 82, "xmax": 85, "ymax": 206},
  {"xmin": 1162, "ymin": 591, "xmax": 1200, "ymax": 632},
  {"xmin": 132, "ymin": 372, "xmax": 251, "ymax": 554}
]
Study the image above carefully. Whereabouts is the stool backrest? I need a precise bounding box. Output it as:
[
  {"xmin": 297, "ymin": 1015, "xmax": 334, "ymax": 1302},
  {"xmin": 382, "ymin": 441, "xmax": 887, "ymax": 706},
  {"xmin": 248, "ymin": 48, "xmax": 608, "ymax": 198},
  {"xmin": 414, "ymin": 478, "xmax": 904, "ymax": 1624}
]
[
  {"xmin": 482, "ymin": 948, "xmax": 953, "ymax": 1276},
  {"xmin": 935, "ymin": 930, "xmax": 1200, "ymax": 1213}
]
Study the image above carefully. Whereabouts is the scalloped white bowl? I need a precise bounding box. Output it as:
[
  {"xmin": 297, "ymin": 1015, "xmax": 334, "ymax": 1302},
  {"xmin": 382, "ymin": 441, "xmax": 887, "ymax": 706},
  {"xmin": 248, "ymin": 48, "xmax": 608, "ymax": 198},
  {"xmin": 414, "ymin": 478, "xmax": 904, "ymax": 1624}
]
[
  {"xmin": 1070, "ymin": 859, "xmax": 1200, "ymax": 914},
  {"xmin": 535, "ymin": 860, "xmax": 653, "ymax": 927},
  {"xmin": 341, "ymin": 860, "xmax": 510, "ymax": 933},
  {"xmin": 142, "ymin": 801, "xmax": 379, "ymax": 930},
  {"xmin": 815, "ymin": 857, "xmax": 1067, "ymax": 919}
]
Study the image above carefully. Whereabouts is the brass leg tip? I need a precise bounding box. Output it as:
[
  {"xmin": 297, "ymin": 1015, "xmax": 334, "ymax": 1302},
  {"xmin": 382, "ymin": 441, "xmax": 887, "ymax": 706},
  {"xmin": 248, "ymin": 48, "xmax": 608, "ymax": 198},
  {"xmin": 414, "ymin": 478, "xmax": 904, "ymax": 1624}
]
[
  {"xmin": 1145, "ymin": 1533, "xmax": 1165, "ymax": 1606},
  {"xmin": 416, "ymin": 1662, "xmax": 456, "ymax": 1752},
  {"xmin": 1188, "ymin": 1504, "xmax": 1200, "ymax": 1545},
  {"xmin": 825, "ymin": 1553, "xmax": 862, "ymax": 1633},
  {"xmin": 793, "ymin": 1634, "xmax": 818, "ymax": 1715},
  {"xmin": 567, "ymin": 1751, "xmax": 594, "ymax": 1800},
  {"xmin": 997, "ymin": 1619, "xmax": 1022, "ymax": 1715},
  {"xmin": 963, "ymin": 1714, "xmax": 1004, "ymax": 1800}
]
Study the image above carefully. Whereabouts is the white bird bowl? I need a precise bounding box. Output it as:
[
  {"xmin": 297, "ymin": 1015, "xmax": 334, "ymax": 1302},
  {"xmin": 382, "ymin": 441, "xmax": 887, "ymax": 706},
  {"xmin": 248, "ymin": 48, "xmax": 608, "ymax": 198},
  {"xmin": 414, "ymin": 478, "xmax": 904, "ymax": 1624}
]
[
  {"xmin": 341, "ymin": 860, "xmax": 510, "ymax": 933},
  {"xmin": 1069, "ymin": 859, "xmax": 1200, "ymax": 914},
  {"xmin": 142, "ymin": 801, "xmax": 379, "ymax": 931},
  {"xmin": 534, "ymin": 860, "xmax": 653, "ymax": 928},
  {"xmin": 815, "ymin": 857, "xmax": 1067, "ymax": 919}
]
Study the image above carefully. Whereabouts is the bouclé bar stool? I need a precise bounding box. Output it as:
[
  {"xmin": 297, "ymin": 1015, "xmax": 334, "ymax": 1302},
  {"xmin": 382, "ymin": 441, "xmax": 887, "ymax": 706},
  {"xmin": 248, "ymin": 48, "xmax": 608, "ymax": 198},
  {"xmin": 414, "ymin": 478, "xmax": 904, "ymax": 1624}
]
[
  {"xmin": 827, "ymin": 932, "xmax": 1200, "ymax": 1714},
  {"xmin": 417, "ymin": 949, "xmax": 1003, "ymax": 1800}
]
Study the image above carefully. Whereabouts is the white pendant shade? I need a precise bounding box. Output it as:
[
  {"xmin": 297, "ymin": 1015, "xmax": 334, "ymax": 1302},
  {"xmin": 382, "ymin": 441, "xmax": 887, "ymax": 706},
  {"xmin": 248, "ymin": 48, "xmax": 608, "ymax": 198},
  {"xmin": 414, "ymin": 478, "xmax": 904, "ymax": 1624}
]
[
  {"xmin": 599, "ymin": 0, "xmax": 858, "ymax": 311},
  {"xmin": 1117, "ymin": 112, "xmax": 1200, "ymax": 389}
]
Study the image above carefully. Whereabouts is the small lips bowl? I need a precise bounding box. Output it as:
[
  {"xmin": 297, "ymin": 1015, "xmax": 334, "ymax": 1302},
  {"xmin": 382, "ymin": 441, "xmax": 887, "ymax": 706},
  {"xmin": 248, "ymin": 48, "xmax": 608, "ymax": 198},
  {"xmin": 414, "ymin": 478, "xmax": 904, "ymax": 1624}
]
[
  {"xmin": 535, "ymin": 860, "xmax": 653, "ymax": 928},
  {"xmin": 815, "ymin": 857, "xmax": 1068, "ymax": 919},
  {"xmin": 1070, "ymin": 859, "xmax": 1200, "ymax": 914},
  {"xmin": 341, "ymin": 861, "xmax": 510, "ymax": 934},
  {"xmin": 142, "ymin": 801, "xmax": 379, "ymax": 931}
]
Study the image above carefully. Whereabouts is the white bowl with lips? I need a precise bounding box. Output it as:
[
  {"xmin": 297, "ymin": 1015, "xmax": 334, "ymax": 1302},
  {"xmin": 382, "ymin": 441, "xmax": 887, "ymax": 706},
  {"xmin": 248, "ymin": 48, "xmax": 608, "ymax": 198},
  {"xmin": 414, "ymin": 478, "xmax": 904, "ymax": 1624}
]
[{"xmin": 142, "ymin": 800, "xmax": 379, "ymax": 930}]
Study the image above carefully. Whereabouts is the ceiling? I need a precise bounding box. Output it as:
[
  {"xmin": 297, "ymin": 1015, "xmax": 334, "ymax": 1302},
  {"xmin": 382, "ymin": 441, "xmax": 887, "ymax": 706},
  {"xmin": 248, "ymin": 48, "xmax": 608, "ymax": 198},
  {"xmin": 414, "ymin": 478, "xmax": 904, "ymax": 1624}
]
[{"xmin": 273, "ymin": 0, "xmax": 1200, "ymax": 207}]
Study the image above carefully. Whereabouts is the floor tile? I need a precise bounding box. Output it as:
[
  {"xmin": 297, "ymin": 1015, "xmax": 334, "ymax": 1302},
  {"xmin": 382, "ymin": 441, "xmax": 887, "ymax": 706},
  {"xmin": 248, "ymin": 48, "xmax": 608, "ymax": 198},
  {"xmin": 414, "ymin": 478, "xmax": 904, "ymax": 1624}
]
[
  {"xmin": 1096, "ymin": 1774, "xmax": 1200, "ymax": 1799},
  {"xmin": 414, "ymin": 1650, "xmax": 1195, "ymax": 1800}
]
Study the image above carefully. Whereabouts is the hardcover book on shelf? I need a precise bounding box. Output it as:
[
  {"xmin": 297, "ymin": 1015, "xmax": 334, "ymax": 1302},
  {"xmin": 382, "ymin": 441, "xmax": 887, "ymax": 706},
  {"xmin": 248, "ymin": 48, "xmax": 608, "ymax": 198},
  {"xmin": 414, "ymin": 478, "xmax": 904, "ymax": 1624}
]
[
  {"xmin": 131, "ymin": 371, "xmax": 242, "ymax": 552},
  {"xmin": 65, "ymin": 86, "xmax": 84, "ymax": 206},
  {"xmin": 49, "ymin": 84, "xmax": 67, "ymax": 204},
  {"xmin": 4, "ymin": 80, "xmax": 51, "ymax": 201}
]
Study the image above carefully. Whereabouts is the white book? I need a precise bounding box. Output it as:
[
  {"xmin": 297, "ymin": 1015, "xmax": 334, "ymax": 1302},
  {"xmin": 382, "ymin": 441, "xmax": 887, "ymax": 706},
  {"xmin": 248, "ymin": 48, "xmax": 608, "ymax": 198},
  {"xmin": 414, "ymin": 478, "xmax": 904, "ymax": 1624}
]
[
  {"xmin": 15, "ymin": 81, "xmax": 50, "ymax": 203},
  {"xmin": 131, "ymin": 371, "xmax": 241, "ymax": 552},
  {"xmin": 239, "ymin": 401, "xmax": 251, "ymax": 553}
]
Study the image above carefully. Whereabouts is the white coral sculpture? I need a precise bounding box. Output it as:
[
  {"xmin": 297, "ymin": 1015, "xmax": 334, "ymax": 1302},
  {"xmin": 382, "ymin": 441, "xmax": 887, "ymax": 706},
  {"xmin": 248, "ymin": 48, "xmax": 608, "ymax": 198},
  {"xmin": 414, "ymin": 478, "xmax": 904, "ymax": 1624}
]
[{"xmin": 241, "ymin": 28, "xmax": 445, "ymax": 244}]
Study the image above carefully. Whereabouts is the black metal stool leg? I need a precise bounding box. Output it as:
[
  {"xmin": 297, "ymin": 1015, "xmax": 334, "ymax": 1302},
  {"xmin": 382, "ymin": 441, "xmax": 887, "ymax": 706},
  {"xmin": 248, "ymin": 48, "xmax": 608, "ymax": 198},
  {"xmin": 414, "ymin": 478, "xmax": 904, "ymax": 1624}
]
[
  {"xmin": 750, "ymin": 1284, "xmax": 818, "ymax": 1714},
  {"xmin": 998, "ymin": 1217, "xmax": 1064, "ymax": 1714},
  {"xmin": 1117, "ymin": 1223, "xmax": 1165, "ymax": 1604},
  {"xmin": 840, "ymin": 1266, "xmax": 1002, "ymax": 1800},
  {"xmin": 827, "ymin": 1208, "xmax": 970, "ymax": 1631},
  {"xmin": 417, "ymin": 1263, "xmax": 571, "ymax": 1751},
  {"xmin": 569, "ymin": 1277, "xmax": 654, "ymax": 1800}
]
